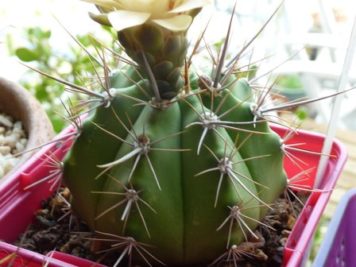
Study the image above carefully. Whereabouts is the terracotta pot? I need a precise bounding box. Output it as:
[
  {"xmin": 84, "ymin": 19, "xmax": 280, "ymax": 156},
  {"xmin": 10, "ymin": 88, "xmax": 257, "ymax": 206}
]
[{"xmin": 0, "ymin": 77, "xmax": 54, "ymax": 179}]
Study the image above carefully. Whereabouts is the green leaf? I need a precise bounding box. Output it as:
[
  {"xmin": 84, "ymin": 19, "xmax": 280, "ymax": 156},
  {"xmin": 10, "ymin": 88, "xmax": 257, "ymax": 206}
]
[
  {"xmin": 34, "ymin": 84, "xmax": 48, "ymax": 101},
  {"xmin": 296, "ymin": 107, "xmax": 308, "ymax": 120},
  {"xmin": 43, "ymin": 30, "xmax": 52, "ymax": 39},
  {"xmin": 15, "ymin": 47, "xmax": 40, "ymax": 62},
  {"xmin": 49, "ymin": 113, "xmax": 66, "ymax": 133},
  {"xmin": 28, "ymin": 27, "xmax": 50, "ymax": 39}
]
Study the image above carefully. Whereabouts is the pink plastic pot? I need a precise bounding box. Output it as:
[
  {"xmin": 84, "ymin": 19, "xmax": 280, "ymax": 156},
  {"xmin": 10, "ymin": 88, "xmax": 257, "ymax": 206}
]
[
  {"xmin": 271, "ymin": 125, "xmax": 347, "ymax": 267},
  {"xmin": 0, "ymin": 242, "xmax": 76, "ymax": 267},
  {"xmin": 0, "ymin": 124, "xmax": 347, "ymax": 267}
]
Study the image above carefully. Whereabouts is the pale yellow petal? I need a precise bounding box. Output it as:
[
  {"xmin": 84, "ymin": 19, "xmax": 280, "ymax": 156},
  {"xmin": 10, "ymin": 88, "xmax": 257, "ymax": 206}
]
[
  {"xmin": 107, "ymin": 10, "xmax": 151, "ymax": 31},
  {"xmin": 124, "ymin": 0, "xmax": 170, "ymax": 17},
  {"xmin": 81, "ymin": 0, "xmax": 120, "ymax": 10},
  {"xmin": 147, "ymin": 0, "xmax": 171, "ymax": 19},
  {"xmin": 170, "ymin": 0, "xmax": 211, "ymax": 13},
  {"xmin": 152, "ymin": 15, "xmax": 192, "ymax": 31}
]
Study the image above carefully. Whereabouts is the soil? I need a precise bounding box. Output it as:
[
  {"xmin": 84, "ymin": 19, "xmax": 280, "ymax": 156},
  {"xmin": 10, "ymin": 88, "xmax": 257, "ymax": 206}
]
[{"xmin": 15, "ymin": 188, "xmax": 306, "ymax": 267}]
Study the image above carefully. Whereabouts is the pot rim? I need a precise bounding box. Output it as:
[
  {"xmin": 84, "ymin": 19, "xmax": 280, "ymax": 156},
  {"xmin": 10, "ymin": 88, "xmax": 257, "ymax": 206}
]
[{"xmin": 0, "ymin": 77, "xmax": 54, "ymax": 179}]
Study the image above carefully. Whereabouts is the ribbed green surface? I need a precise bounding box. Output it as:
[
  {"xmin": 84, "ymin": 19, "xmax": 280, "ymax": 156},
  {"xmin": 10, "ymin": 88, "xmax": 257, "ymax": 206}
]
[{"xmin": 63, "ymin": 70, "xmax": 287, "ymax": 265}]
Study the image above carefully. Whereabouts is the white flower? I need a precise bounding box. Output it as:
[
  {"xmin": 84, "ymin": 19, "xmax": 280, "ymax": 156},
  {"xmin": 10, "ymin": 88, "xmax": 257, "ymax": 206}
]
[{"xmin": 84, "ymin": 0, "xmax": 210, "ymax": 32}]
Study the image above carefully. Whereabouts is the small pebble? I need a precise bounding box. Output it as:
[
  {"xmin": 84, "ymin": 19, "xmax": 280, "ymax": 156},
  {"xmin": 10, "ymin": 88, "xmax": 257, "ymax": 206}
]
[
  {"xmin": 0, "ymin": 114, "xmax": 13, "ymax": 128},
  {"xmin": 16, "ymin": 142, "xmax": 25, "ymax": 153},
  {"xmin": 4, "ymin": 135, "xmax": 17, "ymax": 147},
  {"xmin": 0, "ymin": 146, "xmax": 11, "ymax": 155},
  {"xmin": 0, "ymin": 113, "xmax": 28, "ymax": 179}
]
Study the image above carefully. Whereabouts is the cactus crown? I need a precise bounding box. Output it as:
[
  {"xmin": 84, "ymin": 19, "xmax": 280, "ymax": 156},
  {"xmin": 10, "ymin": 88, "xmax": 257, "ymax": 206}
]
[{"xmin": 86, "ymin": 0, "xmax": 209, "ymax": 99}]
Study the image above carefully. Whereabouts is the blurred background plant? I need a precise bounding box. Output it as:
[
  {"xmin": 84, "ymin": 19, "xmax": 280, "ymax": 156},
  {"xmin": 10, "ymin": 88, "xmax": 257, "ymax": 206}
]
[
  {"xmin": 273, "ymin": 74, "xmax": 309, "ymax": 121},
  {"xmin": 5, "ymin": 26, "xmax": 118, "ymax": 132}
]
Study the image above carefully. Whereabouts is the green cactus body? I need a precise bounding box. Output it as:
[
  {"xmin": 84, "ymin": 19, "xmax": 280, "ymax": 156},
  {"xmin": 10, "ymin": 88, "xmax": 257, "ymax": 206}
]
[
  {"xmin": 95, "ymin": 102, "xmax": 185, "ymax": 263},
  {"xmin": 201, "ymin": 78, "xmax": 287, "ymax": 216},
  {"xmin": 64, "ymin": 82, "xmax": 286, "ymax": 265},
  {"xmin": 63, "ymin": 2, "xmax": 288, "ymax": 266},
  {"xmin": 63, "ymin": 80, "xmax": 149, "ymax": 228},
  {"xmin": 179, "ymin": 95, "xmax": 260, "ymax": 264}
]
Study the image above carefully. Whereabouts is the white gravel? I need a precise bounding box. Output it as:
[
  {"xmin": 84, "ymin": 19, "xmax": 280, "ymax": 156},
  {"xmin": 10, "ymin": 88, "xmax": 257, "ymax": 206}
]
[{"xmin": 0, "ymin": 113, "xmax": 28, "ymax": 178}]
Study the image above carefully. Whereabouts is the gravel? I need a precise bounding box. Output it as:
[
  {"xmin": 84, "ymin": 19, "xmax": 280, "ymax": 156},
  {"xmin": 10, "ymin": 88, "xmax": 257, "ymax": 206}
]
[{"xmin": 0, "ymin": 113, "xmax": 28, "ymax": 178}]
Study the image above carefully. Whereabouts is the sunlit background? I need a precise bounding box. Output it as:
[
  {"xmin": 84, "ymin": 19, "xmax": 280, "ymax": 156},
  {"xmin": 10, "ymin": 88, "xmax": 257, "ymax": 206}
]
[{"xmin": 0, "ymin": 0, "xmax": 104, "ymax": 80}]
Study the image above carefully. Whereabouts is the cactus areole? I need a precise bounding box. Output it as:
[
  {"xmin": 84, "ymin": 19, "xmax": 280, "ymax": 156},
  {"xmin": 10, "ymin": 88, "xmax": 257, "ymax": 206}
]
[{"xmin": 63, "ymin": 1, "xmax": 287, "ymax": 265}]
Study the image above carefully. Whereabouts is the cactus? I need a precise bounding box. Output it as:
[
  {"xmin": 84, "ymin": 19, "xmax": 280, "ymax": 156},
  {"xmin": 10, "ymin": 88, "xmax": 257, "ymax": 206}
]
[{"xmin": 61, "ymin": 1, "xmax": 290, "ymax": 266}]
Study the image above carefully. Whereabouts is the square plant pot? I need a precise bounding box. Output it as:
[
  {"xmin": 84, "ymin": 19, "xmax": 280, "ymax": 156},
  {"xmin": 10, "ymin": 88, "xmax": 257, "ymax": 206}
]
[
  {"xmin": 313, "ymin": 189, "xmax": 356, "ymax": 267},
  {"xmin": 0, "ymin": 124, "xmax": 347, "ymax": 267}
]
